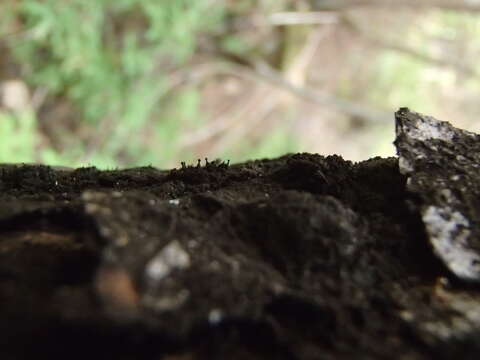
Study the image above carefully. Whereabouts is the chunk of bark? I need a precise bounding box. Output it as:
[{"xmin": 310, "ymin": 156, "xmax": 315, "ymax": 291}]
[{"xmin": 395, "ymin": 107, "xmax": 480, "ymax": 282}]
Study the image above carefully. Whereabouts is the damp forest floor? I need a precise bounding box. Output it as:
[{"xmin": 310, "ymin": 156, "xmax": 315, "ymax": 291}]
[{"xmin": 0, "ymin": 151, "xmax": 478, "ymax": 359}]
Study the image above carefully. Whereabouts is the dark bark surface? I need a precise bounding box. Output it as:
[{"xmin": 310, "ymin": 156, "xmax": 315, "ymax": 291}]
[{"xmin": 1, "ymin": 109, "xmax": 480, "ymax": 359}]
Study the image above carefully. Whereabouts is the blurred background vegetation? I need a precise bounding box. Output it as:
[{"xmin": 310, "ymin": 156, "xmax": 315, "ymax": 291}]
[{"xmin": 1, "ymin": 0, "xmax": 480, "ymax": 168}]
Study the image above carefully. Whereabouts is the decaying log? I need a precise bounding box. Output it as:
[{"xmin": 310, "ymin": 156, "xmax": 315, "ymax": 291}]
[{"xmin": 1, "ymin": 109, "xmax": 480, "ymax": 359}]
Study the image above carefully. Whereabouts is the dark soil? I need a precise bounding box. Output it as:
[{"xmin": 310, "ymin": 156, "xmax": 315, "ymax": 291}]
[{"xmin": 1, "ymin": 110, "xmax": 480, "ymax": 359}]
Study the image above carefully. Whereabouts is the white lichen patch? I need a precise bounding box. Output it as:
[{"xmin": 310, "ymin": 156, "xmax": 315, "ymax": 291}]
[
  {"xmin": 146, "ymin": 240, "xmax": 191, "ymax": 281},
  {"xmin": 398, "ymin": 157, "xmax": 414, "ymax": 174},
  {"xmin": 423, "ymin": 206, "xmax": 480, "ymax": 281},
  {"xmin": 405, "ymin": 115, "xmax": 455, "ymax": 142}
]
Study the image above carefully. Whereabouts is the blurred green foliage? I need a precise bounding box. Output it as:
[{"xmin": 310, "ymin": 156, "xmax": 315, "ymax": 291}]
[
  {"xmin": 0, "ymin": 110, "xmax": 36, "ymax": 162},
  {"xmin": 1, "ymin": 0, "xmax": 225, "ymax": 167},
  {"xmin": 1, "ymin": 2, "xmax": 480, "ymax": 166}
]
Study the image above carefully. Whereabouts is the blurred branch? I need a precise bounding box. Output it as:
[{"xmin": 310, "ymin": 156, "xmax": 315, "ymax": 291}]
[
  {"xmin": 367, "ymin": 37, "xmax": 478, "ymax": 78},
  {"xmin": 284, "ymin": 27, "xmax": 331, "ymax": 87},
  {"xmin": 179, "ymin": 89, "xmax": 264, "ymax": 148},
  {"xmin": 207, "ymin": 85, "xmax": 277, "ymax": 155},
  {"xmin": 269, "ymin": 11, "xmax": 339, "ymax": 25},
  {"xmin": 31, "ymin": 87, "xmax": 48, "ymax": 111},
  {"xmin": 179, "ymin": 25, "xmax": 330, "ymax": 150},
  {"xmin": 312, "ymin": 0, "xmax": 480, "ymax": 12},
  {"xmin": 235, "ymin": 61, "xmax": 391, "ymax": 123},
  {"xmin": 160, "ymin": 19, "xmax": 391, "ymax": 152},
  {"xmin": 343, "ymin": 17, "xmax": 478, "ymax": 78},
  {"xmin": 198, "ymin": 26, "xmax": 329, "ymax": 155},
  {"xmin": 175, "ymin": 58, "xmax": 390, "ymax": 150}
]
